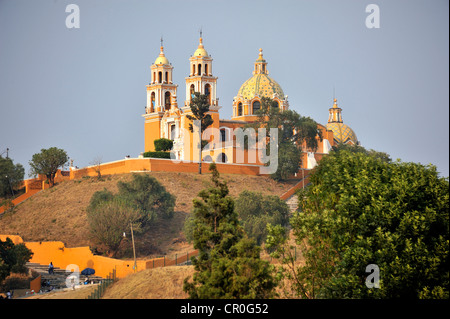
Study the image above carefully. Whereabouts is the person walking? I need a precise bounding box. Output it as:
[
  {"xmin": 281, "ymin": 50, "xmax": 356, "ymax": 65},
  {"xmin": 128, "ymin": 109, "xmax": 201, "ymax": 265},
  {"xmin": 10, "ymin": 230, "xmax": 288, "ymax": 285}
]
[{"xmin": 48, "ymin": 262, "xmax": 54, "ymax": 275}]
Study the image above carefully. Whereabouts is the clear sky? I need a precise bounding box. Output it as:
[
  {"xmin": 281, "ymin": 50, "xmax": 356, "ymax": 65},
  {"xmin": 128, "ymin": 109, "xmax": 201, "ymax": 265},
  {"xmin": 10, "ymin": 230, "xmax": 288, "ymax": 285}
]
[{"xmin": 1, "ymin": 0, "xmax": 448, "ymax": 177}]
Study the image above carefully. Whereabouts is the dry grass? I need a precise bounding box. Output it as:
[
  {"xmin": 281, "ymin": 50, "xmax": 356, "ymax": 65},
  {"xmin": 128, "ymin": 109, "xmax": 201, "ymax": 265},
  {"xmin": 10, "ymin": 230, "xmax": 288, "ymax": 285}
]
[
  {"xmin": 24, "ymin": 284, "xmax": 100, "ymax": 299},
  {"xmin": 102, "ymin": 265, "xmax": 195, "ymax": 299},
  {"xmin": 0, "ymin": 171, "xmax": 295, "ymax": 255}
]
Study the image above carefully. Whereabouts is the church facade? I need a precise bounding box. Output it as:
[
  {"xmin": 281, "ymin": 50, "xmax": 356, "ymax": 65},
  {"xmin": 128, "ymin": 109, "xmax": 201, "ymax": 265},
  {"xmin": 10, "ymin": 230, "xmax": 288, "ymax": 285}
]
[{"xmin": 142, "ymin": 36, "xmax": 358, "ymax": 172}]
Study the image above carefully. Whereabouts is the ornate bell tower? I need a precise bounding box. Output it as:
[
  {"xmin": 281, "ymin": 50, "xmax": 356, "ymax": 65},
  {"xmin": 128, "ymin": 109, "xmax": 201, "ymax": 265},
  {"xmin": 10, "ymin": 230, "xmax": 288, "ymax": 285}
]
[
  {"xmin": 184, "ymin": 33, "xmax": 219, "ymax": 111},
  {"xmin": 143, "ymin": 39, "xmax": 179, "ymax": 152}
]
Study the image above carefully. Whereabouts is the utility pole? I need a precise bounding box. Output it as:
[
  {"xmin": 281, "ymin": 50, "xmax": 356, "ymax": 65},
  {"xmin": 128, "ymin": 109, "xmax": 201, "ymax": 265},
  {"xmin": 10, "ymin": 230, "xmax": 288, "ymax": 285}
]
[{"xmin": 130, "ymin": 223, "xmax": 137, "ymax": 272}]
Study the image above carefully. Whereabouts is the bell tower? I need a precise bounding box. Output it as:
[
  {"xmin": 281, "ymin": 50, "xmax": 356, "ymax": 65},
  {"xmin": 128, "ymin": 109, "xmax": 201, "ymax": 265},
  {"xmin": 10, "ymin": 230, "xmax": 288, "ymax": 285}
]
[
  {"xmin": 184, "ymin": 33, "xmax": 219, "ymax": 111},
  {"xmin": 143, "ymin": 39, "xmax": 179, "ymax": 152}
]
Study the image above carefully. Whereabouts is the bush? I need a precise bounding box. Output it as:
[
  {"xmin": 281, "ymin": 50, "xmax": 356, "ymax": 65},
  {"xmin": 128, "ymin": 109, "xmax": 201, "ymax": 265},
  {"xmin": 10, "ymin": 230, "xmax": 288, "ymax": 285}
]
[
  {"xmin": 235, "ymin": 190, "xmax": 290, "ymax": 246},
  {"xmin": 143, "ymin": 151, "xmax": 171, "ymax": 159},
  {"xmin": 154, "ymin": 138, "xmax": 173, "ymax": 152}
]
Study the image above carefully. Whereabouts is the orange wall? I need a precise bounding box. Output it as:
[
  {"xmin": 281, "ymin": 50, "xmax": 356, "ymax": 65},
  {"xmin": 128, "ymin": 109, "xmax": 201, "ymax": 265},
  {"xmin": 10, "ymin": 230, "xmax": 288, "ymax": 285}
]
[{"xmin": 0, "ymin": 235, "xmax": 197, "ymax": 280}]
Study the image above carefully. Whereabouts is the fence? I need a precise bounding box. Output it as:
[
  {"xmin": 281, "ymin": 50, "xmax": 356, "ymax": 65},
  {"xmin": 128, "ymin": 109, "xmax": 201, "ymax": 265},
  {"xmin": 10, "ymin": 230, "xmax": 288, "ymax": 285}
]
[
  {"xmin": 85, "ymin": 251, "xmax": 196, "ymax": 299},
  {"xmin": 87, "ymin": 268, "xmax": 117, "ymax": 299}
]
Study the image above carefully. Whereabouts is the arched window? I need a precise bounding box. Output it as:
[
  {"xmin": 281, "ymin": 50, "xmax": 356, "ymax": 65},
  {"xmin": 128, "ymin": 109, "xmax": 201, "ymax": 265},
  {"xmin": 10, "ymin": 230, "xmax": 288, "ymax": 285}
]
[
  {"xmin": 150, "ymin": 92, "xmax": 155, "ymax": 112},
  {"xmin": 205, "ymin": 84, "xmax": 211, "ymax": 105},
  {"xmin": 165, "ymin": 72, "xmax": 168, "ymax": 83},
  {"xmin": 217, "ymin": 153, "xmax": 227, "ymax": 163},
  {"xmin": 273, "ymin": 101, "xmax": 279, "ymax": 109},
  {"xmin": 153, "ymin": 72, "xmax": 156, "ymax": 83},
  {"xmin": 170, "ymin": 124, "xmax": 176, "ymax": 140},
  {"xmin": 203, "ymin": 155, "xmax": 213, "ymax": 162},
  {"xmin": 252, "ymin": 100, "xmax": 261, "ymax": 114},
  {"xmin": 190, "ymin": 84, "xmax": 195, "ymax": 100},
  {"xmin": 238, "ymin": 103, "xmax": 243, "ymax": 116},
  {"xmin": 198, "ymin": 64, "xmax": 202, "ymax": 75},
  {"xmin": 158, "ymin": 71, "xmax": 162, "ymax": 83},
  {"xmin": 192, "ymin": 64, "xmax": 195, "ymax": 76},
  {"xmin": 220, "ymin": 129, "xmax": 226, "ymax": 142},
  {"xmin": 205, "ymin": 64, "xmax": 208, "ymax": 76},
  {"xmin": 164, "ymin": 92, "xmax": 171, "ymax": 110}
]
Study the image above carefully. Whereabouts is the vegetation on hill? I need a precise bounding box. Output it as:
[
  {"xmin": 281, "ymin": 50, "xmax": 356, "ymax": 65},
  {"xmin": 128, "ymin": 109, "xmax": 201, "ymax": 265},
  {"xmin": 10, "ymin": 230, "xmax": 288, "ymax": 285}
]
[
  {"xmin": 87, "ymin": 174, "xmax": 176, "ymax": 256},
  {"xmin": 0, "ymin": 155, "xmax": 24, "ymax": 198},
  {"xmin": 183, "ymin": 164, "xmax": 277, "ymax": 299},
  {"xmin": 267, "ymin": 148, "xmax": 449, "ymax": 299},
  {"xmin": 29, "ymin": 147, "xmax": 68, "ymax": 187},
  {"xmin": 0, "ymin": 172, "xmax": 295, "ymax": 257}
]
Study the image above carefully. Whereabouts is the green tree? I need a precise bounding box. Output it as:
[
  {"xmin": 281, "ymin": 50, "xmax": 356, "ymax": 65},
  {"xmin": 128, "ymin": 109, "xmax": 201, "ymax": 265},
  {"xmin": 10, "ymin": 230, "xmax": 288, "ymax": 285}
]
[
  {"xmin": 186, "ymin": 92, "xmax": 214, "ymax": 174},
  {"xmin": 0, "ymin": 156, "xmax": 24, "ymax": 197},
  {"xmin": 267, "ymin": 150, "xmax": 449, "ymax": 298},
  {"xmin": 87, "ymin": 199, "xmax": 141, "ymax": 257},
  {"xmin": 154, "ymin": 138, "xmax": 174, "ymax": 152},
  {"xmin": 0, "ymin": 237, "xmax": 33, "ymax": 282},
  {"xmin": 29, "ymin": 147, "xmax": 68, "ymax": 187},
  {"xmin": 234, "ymin": 190, "xmax": 290, "ymax": 246},
  {"xmin": 251, "ymin": 97, "xmax": 322, "ymax": 180},
  {"xmin": 117, "ymin": 173, "xmax": 175, "ymax": 225},
  {"xmin": 183, "ymin": 163, "xmax": 277, "ymax": 299},
  {"xmin": 86, "ymin": 174, "xmax": 176, "ymax": 255}
]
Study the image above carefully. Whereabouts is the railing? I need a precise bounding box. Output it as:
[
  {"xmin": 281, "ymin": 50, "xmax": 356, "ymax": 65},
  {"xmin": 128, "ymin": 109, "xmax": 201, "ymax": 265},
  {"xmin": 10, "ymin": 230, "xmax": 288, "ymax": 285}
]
[{"xmin": 86, "ymin": 268, "xmax": 117, "ymax": 299}]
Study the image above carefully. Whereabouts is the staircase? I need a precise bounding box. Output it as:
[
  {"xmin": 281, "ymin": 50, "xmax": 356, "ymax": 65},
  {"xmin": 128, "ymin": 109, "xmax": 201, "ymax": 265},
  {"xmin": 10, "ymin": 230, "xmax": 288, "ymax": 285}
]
[
  {"xmin": 285, "ymin": 194, "xmax": 299, "ymax": 213},
  {"xmin": 26, "ymin": 262, "xmax": 104, "ymax": 291}
]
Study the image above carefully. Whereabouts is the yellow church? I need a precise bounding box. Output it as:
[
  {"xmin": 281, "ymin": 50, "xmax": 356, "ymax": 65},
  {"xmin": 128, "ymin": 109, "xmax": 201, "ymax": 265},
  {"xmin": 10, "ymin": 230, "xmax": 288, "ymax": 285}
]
[{"xmin": 142, "ymin": 35, "xmax": 358, "ymax": 171}]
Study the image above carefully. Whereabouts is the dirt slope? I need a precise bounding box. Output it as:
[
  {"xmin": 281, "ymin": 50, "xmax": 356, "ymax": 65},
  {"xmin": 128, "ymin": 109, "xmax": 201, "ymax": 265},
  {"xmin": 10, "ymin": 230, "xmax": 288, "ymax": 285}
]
[{"xmin": 0, "ymin": 171, "xmax": 296, "ymax": 256}]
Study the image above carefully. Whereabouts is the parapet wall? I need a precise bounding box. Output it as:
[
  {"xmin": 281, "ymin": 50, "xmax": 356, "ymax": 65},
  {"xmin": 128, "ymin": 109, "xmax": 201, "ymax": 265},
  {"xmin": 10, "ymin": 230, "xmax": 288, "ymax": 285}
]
[{"xmin": 0, "ymin": 235, "xmax": 197, "ymax": 279}]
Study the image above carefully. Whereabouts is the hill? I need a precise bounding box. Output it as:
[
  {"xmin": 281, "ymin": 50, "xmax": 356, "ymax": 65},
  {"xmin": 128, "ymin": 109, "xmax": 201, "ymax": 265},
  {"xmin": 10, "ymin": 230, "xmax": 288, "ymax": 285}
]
[{"xmin": 0, "ymin": 171, "xmax": 296, "ymax": 257}]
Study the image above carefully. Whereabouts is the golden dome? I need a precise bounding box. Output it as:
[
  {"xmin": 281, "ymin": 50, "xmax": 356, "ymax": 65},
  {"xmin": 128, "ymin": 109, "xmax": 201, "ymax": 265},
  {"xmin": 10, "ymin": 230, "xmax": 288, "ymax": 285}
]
[
  {"xmin": 193, "ymin": 37, "xmax": 209, "ymax": 57},
  {"xmin": 327, "ymin": 122, "xmax": 358, "ymax": 145},
  {"xmin": 154, "ymin": 46, "xmax": 170, "ymax": 65},
  {"xmin": 237, "ymin": 49, "xmax": 284, "ymax": 100},
  {"xmin": 238, "ymin": 74, "xmax": 285, "ymax": 100}
]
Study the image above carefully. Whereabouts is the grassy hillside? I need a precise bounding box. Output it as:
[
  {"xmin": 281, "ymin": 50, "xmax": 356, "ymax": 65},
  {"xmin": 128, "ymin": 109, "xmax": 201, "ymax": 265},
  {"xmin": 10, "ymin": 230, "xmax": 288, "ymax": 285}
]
[{"xmin": 0, "ymin": 171, "xmax": 296, "ymax": 257}]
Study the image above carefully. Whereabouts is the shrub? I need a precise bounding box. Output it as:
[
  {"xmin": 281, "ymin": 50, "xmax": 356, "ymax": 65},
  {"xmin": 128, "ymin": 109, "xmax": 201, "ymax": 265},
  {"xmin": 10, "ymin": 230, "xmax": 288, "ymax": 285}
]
[
  {"xmin": 154, "ymin": 138, "xmax": 174, "ymax": 152},
  {"xmin": 143, "ymin": 151, "xmax": 171, "ymax": 159}
]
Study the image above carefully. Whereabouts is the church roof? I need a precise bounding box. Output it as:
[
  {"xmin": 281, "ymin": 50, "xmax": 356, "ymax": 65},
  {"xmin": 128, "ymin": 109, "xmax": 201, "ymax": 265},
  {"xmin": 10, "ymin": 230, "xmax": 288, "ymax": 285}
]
[{"xmin": 237, "ymin": 49, "xmax": 284, "ymax": 100}]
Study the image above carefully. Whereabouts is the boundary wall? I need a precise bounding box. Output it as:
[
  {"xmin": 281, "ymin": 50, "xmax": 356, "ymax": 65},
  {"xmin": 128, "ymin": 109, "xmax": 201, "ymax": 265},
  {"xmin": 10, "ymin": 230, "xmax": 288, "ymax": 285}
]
[{"xmin": 0, "ymin": 235, "xmax": 197, "ymax": 279}]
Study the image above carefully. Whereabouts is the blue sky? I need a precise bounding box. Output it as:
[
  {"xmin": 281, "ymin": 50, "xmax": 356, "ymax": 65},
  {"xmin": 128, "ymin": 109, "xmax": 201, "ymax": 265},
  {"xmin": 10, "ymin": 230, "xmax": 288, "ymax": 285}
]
[{"xmin": 0, "ymin": 0, "xmax": 448, "ymax": 177}]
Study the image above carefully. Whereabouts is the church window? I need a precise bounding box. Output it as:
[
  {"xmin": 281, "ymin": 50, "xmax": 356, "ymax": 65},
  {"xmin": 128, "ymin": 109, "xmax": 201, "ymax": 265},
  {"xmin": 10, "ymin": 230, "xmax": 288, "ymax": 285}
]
[
  {"xmin": 190, "ymin": 84, "xmax": 195, "ymax": 100},
  {"xmin": 165, "ymin": 91, "xmax": 171, "ymax": 110},
  {"xmin": 205, "ymin": 84, "xmax": 211, "ymax": 105},
  {"xmin": 252, "ymin": 101, "xmax": 261, "ymax": 114},
  {"xmin": 220, "ymin": 128, "xmax": 226, "ymax": 142},
  {"xmin": 217, "ymin": 153, "xmax": 227, "ymax": 163},
  {"xmin": 238, "ymin": 103, "xmax": 243, "ymax": 116},
  {"xmin": 192, "ymin": 64, "xmax": 195, "ymax": 76},
  {"xmin": 198, "ymin": 64, "xmax": 202, "ymax": 75},
  {"xmin": 165, "ymin": 72, "xmax": 168, "ymax": 83},
  {"xmin": 151, "ymin": 92, "xmax": 155, "ymax": 112},
  {"xmin": 205, "ymin": 64, "xmax": 208, "ymax": 75},
  {"xmin": 158, "ymin": 71, "xmax": 162, "ymax": 83},
  {"xmin": 170, "ymin": 124, "xmax": 176, "ymax": 140}
]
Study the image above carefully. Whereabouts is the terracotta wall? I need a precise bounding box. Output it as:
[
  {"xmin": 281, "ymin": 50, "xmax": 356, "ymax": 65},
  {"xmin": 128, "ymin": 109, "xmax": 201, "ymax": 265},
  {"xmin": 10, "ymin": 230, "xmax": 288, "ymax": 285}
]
[{"xmin": 0, "ymin": 235, "xmax": 197, "ymax": 280}]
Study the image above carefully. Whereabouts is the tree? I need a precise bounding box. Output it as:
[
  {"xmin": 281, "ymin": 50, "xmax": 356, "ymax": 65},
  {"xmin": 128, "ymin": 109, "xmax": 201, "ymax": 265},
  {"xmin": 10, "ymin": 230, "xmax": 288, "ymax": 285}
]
[
  {"xmin": 183, "ymin": 163, "xmax": 277, "ymax": 299},
  {"xmin": 0, "ymin": 237, "xmax": 33, "ymax": 282},
  {"xmin": 267, "ymin": 150, "xmax": 449, "ymax": 298},
  {"xmin": 86, "ymin": 199, "xmax": 141, "ymax": 257},
  {"xmin": 117, "ymin": 173, "xmax": 175, "ymax": 225},
  {"xmin": 29, "ymin": 147, "xmax": 68, "ymax": 187},
  {"xmin": 234, "ymin": 190, "xmax": 290, "ymax": 246},
  {"xmin": 86, "ymin": 173, "xmax": 176, "ymax": 255},
  {"xmin": 154, "ymin": 138, "xmax": 174, "ymax": 152},
  {"xmin": 0, "ymin": 156, "xmax": 24, "ymax": 197},
  {"xmin": 186, "ymin": 92, "xmax": 214, "ymax": 174},
  {"xmin": 250, "ymin": 97, "xmax": 322, "ymax": 180}
]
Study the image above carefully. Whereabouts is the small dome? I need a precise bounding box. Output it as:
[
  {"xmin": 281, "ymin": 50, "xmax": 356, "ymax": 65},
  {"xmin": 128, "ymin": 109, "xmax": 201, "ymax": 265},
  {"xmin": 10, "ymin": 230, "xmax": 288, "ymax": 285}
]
[
  {"xmin": 327, "ymin": 122, "xmax": 358, "ymax": 145},
  {"xmin": 154, "ymin": 46, "xmax": 170, "ymax": 65},
  {"xmin": 193, "ymin": 38, "xmax": 209, "ymax": 57},
  {"xmin": 238, "ymin": 74, "xmax": 284, "ymax": 100}
]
